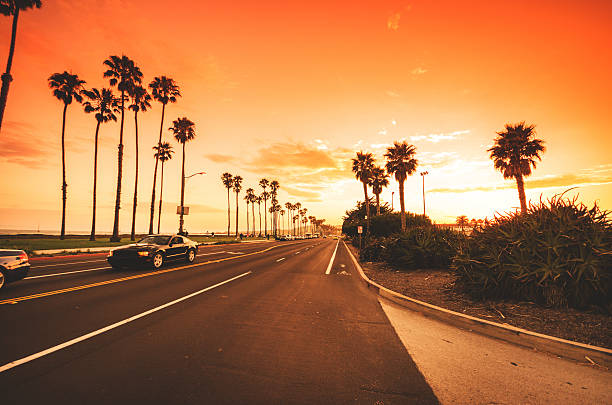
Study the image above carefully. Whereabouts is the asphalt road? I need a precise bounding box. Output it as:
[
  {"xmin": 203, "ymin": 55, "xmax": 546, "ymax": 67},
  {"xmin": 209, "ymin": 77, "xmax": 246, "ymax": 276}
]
[{"xmin": 0, "ymin": 238, "xmax": 438, "ymax": 404}]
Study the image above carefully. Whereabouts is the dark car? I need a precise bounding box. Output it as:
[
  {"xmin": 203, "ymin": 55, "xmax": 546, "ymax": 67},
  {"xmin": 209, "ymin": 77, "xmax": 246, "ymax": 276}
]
[
  {"xmin": 107, "ymin": 234, "xmax": 199, "ymax": 270},
  {"xmin": 0, "ymin": 249, "xmax": 30, "ymax": 290}
]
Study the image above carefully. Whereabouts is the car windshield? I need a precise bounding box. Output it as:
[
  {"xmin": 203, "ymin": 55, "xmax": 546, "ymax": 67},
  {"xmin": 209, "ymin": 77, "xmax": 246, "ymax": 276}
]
[{"xmin": 138, "ymin": 236, "xmax": 171, "ymax": 245}]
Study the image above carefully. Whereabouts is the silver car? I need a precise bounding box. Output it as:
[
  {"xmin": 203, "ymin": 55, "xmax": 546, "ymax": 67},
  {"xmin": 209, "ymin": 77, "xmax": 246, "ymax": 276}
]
[{"xmin": 0, "ymin": 249, "xmax": 30, "ymax": 290}]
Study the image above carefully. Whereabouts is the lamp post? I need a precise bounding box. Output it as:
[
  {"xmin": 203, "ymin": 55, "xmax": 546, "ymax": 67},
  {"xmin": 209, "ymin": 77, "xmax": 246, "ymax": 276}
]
[
  {"xmin": 179, "ymin": 171, "xmax": 206, "ymax": 235},
  {"xmin": 420, "ymin": 171, "xmax": 429, "ymax": 217}
]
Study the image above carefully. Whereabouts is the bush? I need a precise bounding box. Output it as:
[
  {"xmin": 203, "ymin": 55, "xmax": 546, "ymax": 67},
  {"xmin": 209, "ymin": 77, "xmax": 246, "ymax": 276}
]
[
  {"xmin": 358, "ymin": 226, "xmax": 464, "ymax": 270},
  {"xmin": 453, "ymin": 196, "xmax": 612, "ymax": 310},
  {"xmin": 343, "ymin": 212, "xmax": 431, "ymax": 238}
]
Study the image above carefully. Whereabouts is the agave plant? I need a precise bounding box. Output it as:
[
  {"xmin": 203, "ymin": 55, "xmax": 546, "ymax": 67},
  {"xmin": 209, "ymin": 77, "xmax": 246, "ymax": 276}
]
[{"xmin": 453, "ymin": 194, "xmax": 612, "ymax": 310}]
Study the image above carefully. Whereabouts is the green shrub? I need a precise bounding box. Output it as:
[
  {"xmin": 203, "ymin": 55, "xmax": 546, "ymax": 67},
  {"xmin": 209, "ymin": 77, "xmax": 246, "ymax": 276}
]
[
  {"xmin": 453, "ymin": 195, "xmax": 612, "ymax": 310},
  {"xmin": 343, "ymin": 212, "xmax": 431, "ymax": 238},
  {"xmin": 358, "ymin": 226, "xmax": 464, "ymax": 270}
]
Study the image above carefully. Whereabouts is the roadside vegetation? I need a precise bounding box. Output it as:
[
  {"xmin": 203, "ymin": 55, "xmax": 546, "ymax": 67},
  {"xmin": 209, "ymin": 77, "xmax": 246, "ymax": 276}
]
[{"xmin": 345, "ymin": 124, "xmax": 612, "ymax": 316}]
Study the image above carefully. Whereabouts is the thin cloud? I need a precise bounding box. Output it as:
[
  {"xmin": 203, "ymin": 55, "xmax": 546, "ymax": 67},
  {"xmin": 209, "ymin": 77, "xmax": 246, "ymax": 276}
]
[
  {"xmin": 429, "ymin": 170, "xmax": 612, "ymax": 194},
  {"xmin": 204, "ymin": 153, "xmax": 238, "ymax": 164},
  {"xmin": 385, "ymin": 90, "xmax": 401, "ymax": 98},
  {"xmin": 411, "ymin": 67, "xmax": 427, "ymax": 75},
  {"xmin": 387, "ymin": 5, "xmax": 411, "ymax": 31},
  {"xmin": 411, "ymin": 130, "xmax": 469, "ymax": 143},
  {"xmin": 0, "ymin": 121, "xmax": 52, "ymax": 168}
]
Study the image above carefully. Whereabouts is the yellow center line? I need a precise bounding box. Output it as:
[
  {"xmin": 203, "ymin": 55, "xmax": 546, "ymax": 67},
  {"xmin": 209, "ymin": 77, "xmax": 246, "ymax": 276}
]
[{"xmin": 0, "ymin": 245, "xmax": 278, "ymax": 305}]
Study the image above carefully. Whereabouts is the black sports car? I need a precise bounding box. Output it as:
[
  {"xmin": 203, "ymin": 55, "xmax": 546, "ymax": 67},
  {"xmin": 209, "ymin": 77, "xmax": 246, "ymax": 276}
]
[{"xmin": 107, "ymin": 234, "xmax": 199, "ymax": 269}]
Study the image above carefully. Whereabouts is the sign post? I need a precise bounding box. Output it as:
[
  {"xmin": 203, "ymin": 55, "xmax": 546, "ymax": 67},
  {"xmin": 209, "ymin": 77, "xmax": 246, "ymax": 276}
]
[{"xmin": 357, "ymin": 225, "xmax": 363, "ymax": 249}]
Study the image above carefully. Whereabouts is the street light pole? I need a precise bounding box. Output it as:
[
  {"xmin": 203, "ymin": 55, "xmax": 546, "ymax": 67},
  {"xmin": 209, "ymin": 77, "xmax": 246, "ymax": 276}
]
[
  {"xmin": 420, "ymin": 171, "xmax": 429, "ymax": 217},
  {"xmin": 179, "ymin": 171, "xmax": 206, "ymax": 235}
]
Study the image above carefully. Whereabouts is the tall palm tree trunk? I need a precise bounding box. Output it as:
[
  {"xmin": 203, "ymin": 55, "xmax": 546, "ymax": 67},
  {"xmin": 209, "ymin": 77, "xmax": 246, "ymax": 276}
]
[
  {"xmin": 264, "ymin": 200, "xmax": 267, "ymax": 236},
  {"xmin": 149, "ymin": 102, "xmax": 166, "ymax": 234},
  {"xmin": 179, "ymin": 143, "xmax": 185, "ymax": 234},
  {"xmin": 60, "ymin": 103, "xmax": 68, "ymax": 240},
  {"xmin": 157, "ymin": 161, "xmax": 165, "ymax": 234},
  {"xmin": 515, "ymin": 174, "xmax": 527, "ymax": 213},
  {"xmin": 89, "ymin": 120, "xmax": 101, "ymax": 241},
  {"xmin": 399, "ymin": 180, "xmax": 406, "ymax": 231},
  {"xmin": 252, "ymin": 202, "xmax": 255, "ymax": 236},
  {"xmin": 0, "ymin": 8, "xmax": 19, "ymax": 133},
  {"xmin": 226, "ymin": 188, "xmax": 231, "ymax": 236},
  {"xmin": 362, "ymin": 181, "xmax": 370, "ymax": 233},
  {"xmin": 235, "ymin": 192, "xmax": 239, "ymax": 237},
  {"xmin": 246, "ymin": 201, "xmax": 249, "ymax": 235},
  {"xmin": 258, "ymin": 204, "xmax": 262, "ymax": 236},
  {"xmin": 111, "ymin": 90, "xmax": 125, "ymax": 242},
  {"xmin": 130, "ymin": 110, "xmax": 139, "ymax": 241},
  {"xmin": 376, "ymin": 193, "xmax": 381, "ymax": 215}
]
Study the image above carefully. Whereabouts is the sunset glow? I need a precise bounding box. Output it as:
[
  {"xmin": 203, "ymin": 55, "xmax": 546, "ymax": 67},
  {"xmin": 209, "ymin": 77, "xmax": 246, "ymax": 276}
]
[{"xmin": 1, "ymin": 0, "xmax": 611, "ymax": 233}]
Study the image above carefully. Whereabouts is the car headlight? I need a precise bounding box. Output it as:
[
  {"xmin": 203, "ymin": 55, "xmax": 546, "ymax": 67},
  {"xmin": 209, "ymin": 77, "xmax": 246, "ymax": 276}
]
[
  {"xmin": 108, "ymin": 250, "xmax": 113, "ymax": 257},
  {"xmin": 138, "ymin": 251, "xmax": 150, "ymax": 256}
]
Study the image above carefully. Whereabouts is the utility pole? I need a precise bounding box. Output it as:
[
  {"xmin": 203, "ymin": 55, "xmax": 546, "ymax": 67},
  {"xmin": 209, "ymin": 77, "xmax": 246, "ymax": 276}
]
[{"xmin": 420, "ymin": 171, "xmax": 429, "ymax": 217}]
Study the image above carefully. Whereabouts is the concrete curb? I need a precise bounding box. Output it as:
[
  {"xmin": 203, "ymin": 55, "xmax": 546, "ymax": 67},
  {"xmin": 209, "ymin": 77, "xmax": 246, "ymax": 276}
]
[{"xmin": 343, "ymin": 241, "xmax": 612, "ymax": 369}]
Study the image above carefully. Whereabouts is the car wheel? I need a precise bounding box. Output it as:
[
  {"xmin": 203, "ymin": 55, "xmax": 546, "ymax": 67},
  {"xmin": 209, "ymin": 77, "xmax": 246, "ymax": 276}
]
[
  {"xmin": 186, "ymin": 249, "xmax": 196, "ymax": 263},
  {"xmin": 152, "ymin": 252, "xmax": 164, "ymax": 269},
  {"xmin": 0, "ymin": 270, "xmax": 5, "ymax": 290}
]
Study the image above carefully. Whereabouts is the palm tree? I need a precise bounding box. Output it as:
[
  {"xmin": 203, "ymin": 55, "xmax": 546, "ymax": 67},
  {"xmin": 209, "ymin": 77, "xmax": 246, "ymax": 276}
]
[
  {"xmin": 48, "ymin": 71, "xmax": 85, "ymax": 240},
  {"xmin": 256, "ymin": 195, "xmax": 262, "ymax": 236},
  {"xmin": 82, "ymin": 87, "xmax": 118, "ymax": 241},
  {"xmin": 148, "ymin": 76, "xmax": 181, "ymax": 233},
  {"xmin": 352, "ymin": 151, "xmax": 374, "ymax": 233},
  {"xmin": 221, "ymin": 173, "xmax": 233, "ymax": 236},
  {"xmin": 385, "ymin": 142, "xmax": 418, "ymax": 232},
  {"xmin": 259, "ymin": 179, "xmax": 269, "ymax": 236},
  {"xmin": 128, "ymin": 84, "xmax": 151, "ymax": 240},
  {"xmin": 294, "ymin": 202, "xmax": 301, "ymax": 235},
  {"xmin": 103, "ymin": 55, "xmax": 143, "ymax": 241},
  {"xmin": 284, "ymin": 202, "xmax": 292, "ymax": 235},
  {"xmin": 456, "ymin": 215, "xmax": 469, "ymax": 234},
  {"xmin": 0, "ymin": 0, "xmax": 42, "ymax": 133},
  {"xmin": 233, "ymin": 176, "xmax": 243, "ymax": 237},
  {"xmin": 244, "ymin": 188, "xmax": 254, "ymax": 236},
  {"xmin": 169, "ymin": 117, "xmax": 196, "ymax": 235},
  {"xmin": 154, "ymin": 142, "xmax": 174, "ymax": 234},
  {"xmin": 370, "ymin": 166, "xmax": 389, "ymax": 215},
  {"xmin": 293, "ymin": 215, "xmax": 298, "ymax": 235},
  {"xmin": 250, "ymin": 191, "xmax": 256, "ymax": 236},
  {"xmin": 488, "ymin": 122, "xmax": 546, "ymax": 213},
  {"xmin": 281, "ymin": 209, "xmax": 286, "ymax": 235},
  {"xmin": 269, "ymin": 180, "xmax": 280, "ymax": 236}
]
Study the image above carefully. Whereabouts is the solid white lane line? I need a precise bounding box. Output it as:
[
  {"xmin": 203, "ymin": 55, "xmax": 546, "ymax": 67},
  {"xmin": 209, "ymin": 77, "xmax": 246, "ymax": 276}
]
[
  {"xmin": 325, "ymin": 239, "xmax": 340, "ymax": 275},
  {"xmin": 25, "ymin": 267, "xmax": 110, "ymax": 279},
  {"xmin": 30, "ymin": 259, "xmax": 107, "ymax": 269},
  {"xmin": 0, "ymin": 271, "xmax": 252, "ymax": 373},
  {"xmin": 276, "ymin": 257, "xmax": 286, "ymax": 262}
]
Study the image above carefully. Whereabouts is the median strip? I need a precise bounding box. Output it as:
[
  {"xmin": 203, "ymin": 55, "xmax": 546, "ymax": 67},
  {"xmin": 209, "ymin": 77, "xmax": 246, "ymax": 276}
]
[
  {"xmin": 0, "ymin": 271, "xmax": 252, "ymax": 373},
  {"xmin": 0, "ymin": 245, "xmax": 278, "ymax": 305}
]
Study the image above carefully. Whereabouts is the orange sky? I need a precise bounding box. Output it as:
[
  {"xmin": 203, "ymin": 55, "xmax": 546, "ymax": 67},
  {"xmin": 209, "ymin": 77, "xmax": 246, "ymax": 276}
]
[{"xmin": 1, "ymin": 0, "xmax": 611, "ymax": 233}]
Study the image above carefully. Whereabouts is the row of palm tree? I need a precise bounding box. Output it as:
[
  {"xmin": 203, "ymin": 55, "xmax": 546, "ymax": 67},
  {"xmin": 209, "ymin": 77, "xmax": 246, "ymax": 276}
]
[
  {"xmin": 220, "ymin": 175, "xmax": 323, "ymax": 237},
  {"xmin": 352, "ymin": 141, "xmax": 418, "ymax": 233},
  {"xmin": 48, "ymin": 54, "xmax": 189, "ymax": 241},
  {"xmin": 352, "ymin": 122, "xmax": 545, "ymax": 233}
]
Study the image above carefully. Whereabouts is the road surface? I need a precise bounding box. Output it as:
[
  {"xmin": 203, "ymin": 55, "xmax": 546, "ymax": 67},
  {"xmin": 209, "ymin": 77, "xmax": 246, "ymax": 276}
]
[{"xmin": 0, "ymin": 238, "xmax": 438, "ymax": 404}]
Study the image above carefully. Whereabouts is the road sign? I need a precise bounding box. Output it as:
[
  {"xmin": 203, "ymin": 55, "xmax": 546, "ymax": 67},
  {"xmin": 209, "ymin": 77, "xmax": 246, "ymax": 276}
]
[
  {"xmin": 357, "ymin": 226, "xmax": 363, "ymax": 234},
  {"xmin": 177, "ymin": 206, "xmax": 190, "ymax": 215}
]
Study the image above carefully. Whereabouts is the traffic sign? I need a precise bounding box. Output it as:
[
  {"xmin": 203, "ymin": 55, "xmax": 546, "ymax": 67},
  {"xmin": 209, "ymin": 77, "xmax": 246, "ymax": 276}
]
[
  {"xmin": 177, "ymin": 206, "xmax": 190, "ymax": 215},
  {"xmin": 357, "ymin": 226, "xmax": 363, "ymax": 234}
]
